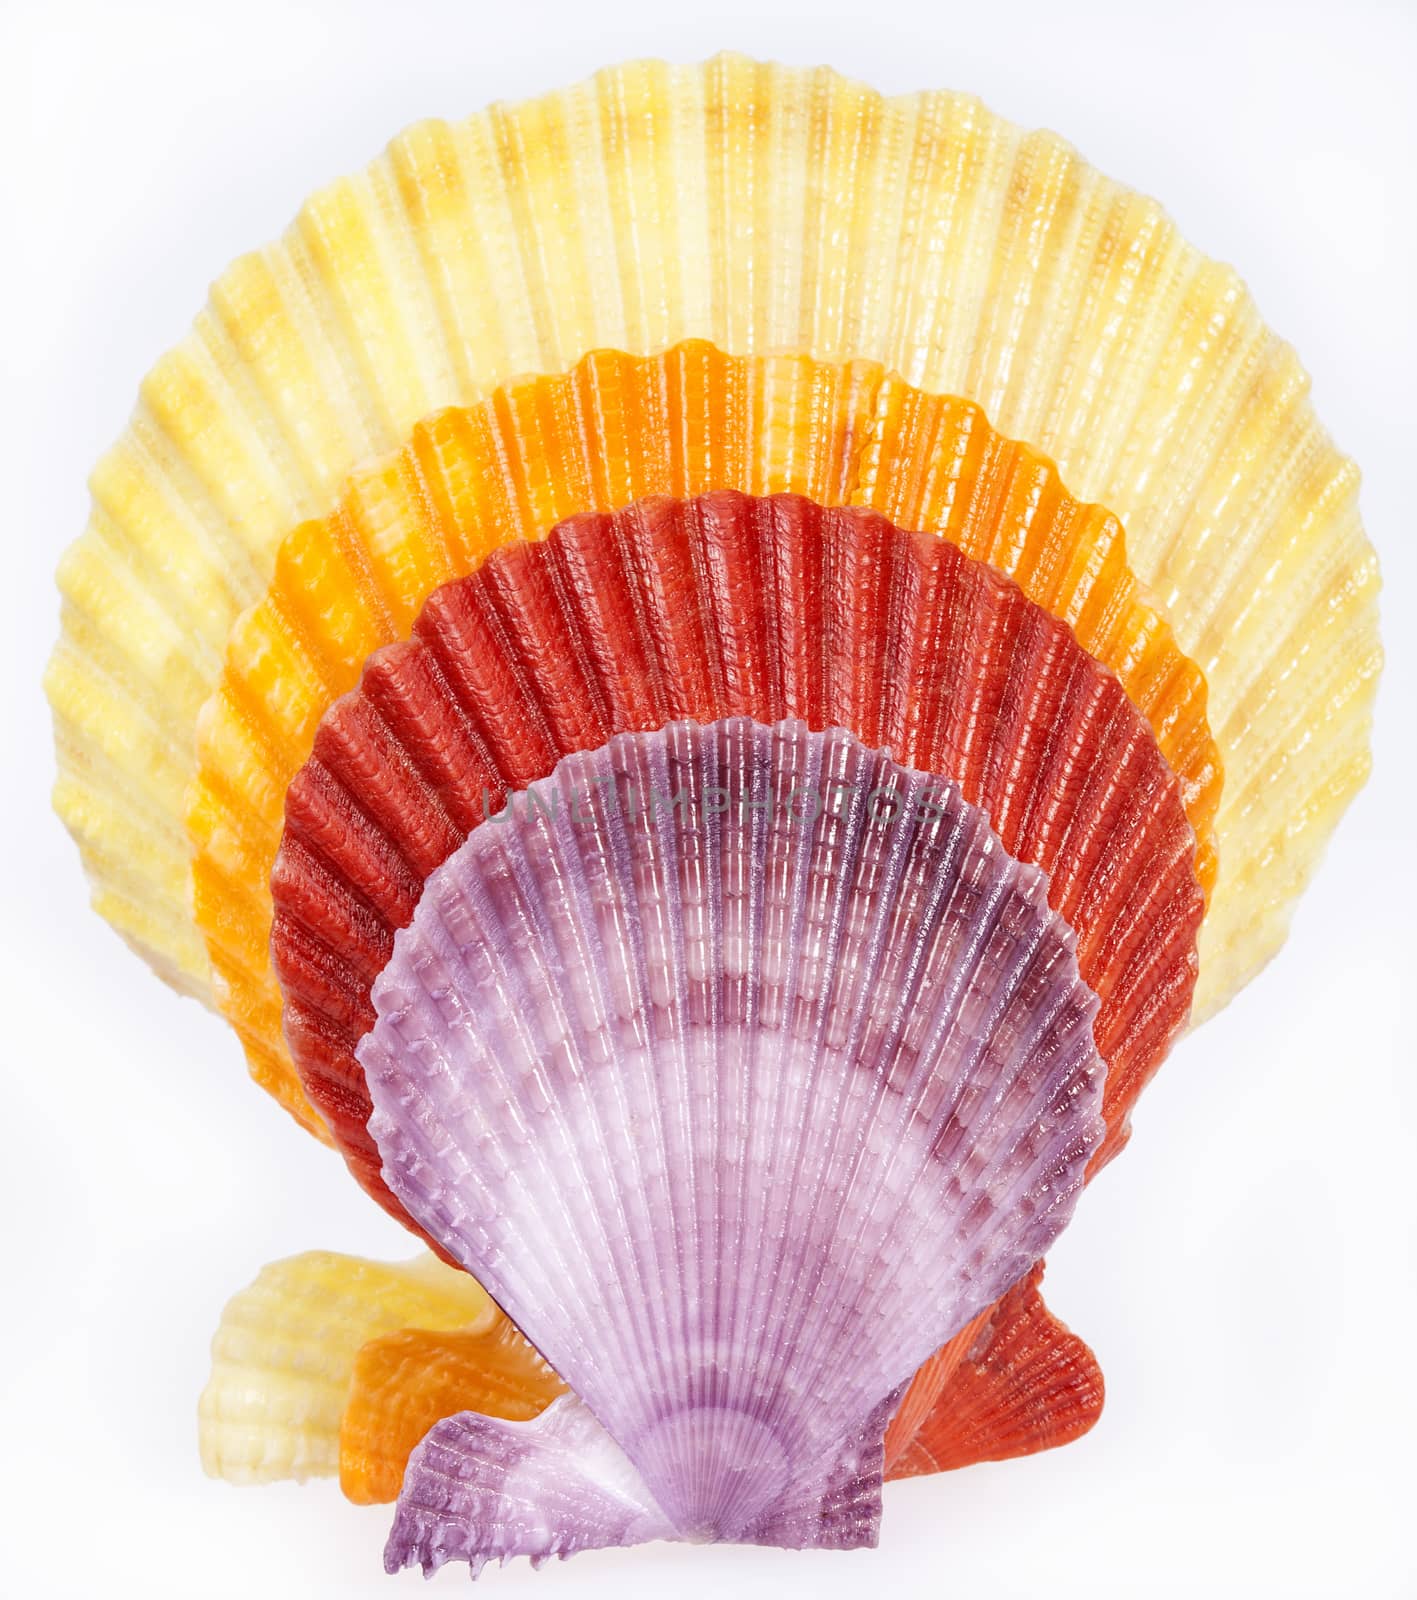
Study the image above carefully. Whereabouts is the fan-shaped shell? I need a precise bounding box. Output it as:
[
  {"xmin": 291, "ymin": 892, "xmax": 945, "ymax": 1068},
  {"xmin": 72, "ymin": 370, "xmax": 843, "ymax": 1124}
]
[
  {"xmin": 363, "ymin": 717, "xmax": 1106, "ymax": 1564},
  {"xmin": 273, "ymin": 490, "xmax": 1198, "ymax": 1219},
  {"xmin": 195, "ymin": 352, "xmax": 1210, "ymax": 1134},
  {"xmin": 49, "ymin": 54, "xmax": 1374, "ymax": 1032}
]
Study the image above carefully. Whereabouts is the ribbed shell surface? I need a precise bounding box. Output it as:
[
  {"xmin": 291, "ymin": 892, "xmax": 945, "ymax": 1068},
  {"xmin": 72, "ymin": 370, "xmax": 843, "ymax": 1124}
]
[{"xmin": 362, "ymin": 717, "xmax": 1105, "ymax": 1563}]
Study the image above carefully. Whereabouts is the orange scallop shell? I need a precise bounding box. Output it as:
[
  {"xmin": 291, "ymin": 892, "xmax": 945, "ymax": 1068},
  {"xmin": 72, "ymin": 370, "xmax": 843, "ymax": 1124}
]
[
  {"xmin": 340, "ymin": 1323, "xmax": 566, "ymax": 1504},
  {"xmin": 189, "ymin": 344, "xmax": 1219, "ymax": 1139}
]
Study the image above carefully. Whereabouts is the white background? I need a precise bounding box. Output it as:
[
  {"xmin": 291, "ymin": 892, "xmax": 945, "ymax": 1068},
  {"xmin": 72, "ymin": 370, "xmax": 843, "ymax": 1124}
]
[{"xmin": 2, "ymin": 2, "xmax": 1413, "ymax": 1595}]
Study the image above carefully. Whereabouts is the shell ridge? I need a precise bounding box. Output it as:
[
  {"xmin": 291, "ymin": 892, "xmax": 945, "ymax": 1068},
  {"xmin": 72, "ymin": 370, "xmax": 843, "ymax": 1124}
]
[
  {"xmin": 291, "ymin": 188, "xmax": 413, "ymax": 452},
  {"xmin": 364, "ymin": 638, "xmax": 503, "ymax": 840},
  {"xmin": 125, "ymin": 375, "xmax": 279, "ymax": 609},
  {"xmin": 297, "ymin": 703, "xmax": 423, "ymax": 902},
  {"xmin": 626, "ymin": 499, "xmax": 714, "ymax": 716},
  {"xmin": 1044, "ymin": 693, "xmax": 1155, "ymax": 959},
  {"xmin": 911, "ymin": 862, "xmax": 1050, "ymax": 1228},
  {"xmin": 270, "ymin": 827, "xmax": 397, "ymax": 1011},
  {"xmin": 623, "ymin": 727, "xmax": 704, "ymax": 1423},
  {"xmin": 723, "ymin": 721, "xmax": 833, "ymax": 1405},
  {"xmin": 545, "ymin": 738, "xmax": 689, "ymax": 1417},
  {"xmin": 614, "ymin": 500, "xmax": 687, "ymax": 726},
  {"xmin": 753, "ymin": 731, "xmax": 882, "ymax": 1407},
  {"xmin": 536, "ymin": 518, "xmax": 620, "ymax": 744},
  {"xmin": 74, "ymin": 472, "xmax": 227, "ymax": 701},
  {"xmin": 712, "ymin": 720, "xmax": 767, "ymax": 1418},
  {"xmin": 514, "ymin": 757, "xmax": 671, "ymax": 1404},
  {"xmin": 447, "ymin": 552, "xmax": 570, "ymax": 781},
  {"xmin": 789, "ymin": 788, "xmax": 996, "ymax": 1417},
  {"xmin": 728, "ymin": 723, "xmax": 822, "ymax": 1398},
  {"xmin": 196, "ymin": 295, "xmax": 333, "ymax": 510},
  {"xmin": 755, "ymin": 744, "xmax": 939, "ymax": 1412},
  {"xmin": 414, "ymin": 582, "xmax": 560, "ymax": 796},
  {"xmin": 518, "ymin": 782, "xmax": 667, "ymax": 1400},
  {"xmin": 337, "ymin": 681, "xmax": 465, "ymax": 879}
]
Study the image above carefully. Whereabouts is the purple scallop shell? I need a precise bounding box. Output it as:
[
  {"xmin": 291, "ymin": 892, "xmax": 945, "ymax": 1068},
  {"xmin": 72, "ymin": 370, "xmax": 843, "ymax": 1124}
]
[{"xmin": 362, "ymin": 717, "xmax": 1105, "ymax": 1572}]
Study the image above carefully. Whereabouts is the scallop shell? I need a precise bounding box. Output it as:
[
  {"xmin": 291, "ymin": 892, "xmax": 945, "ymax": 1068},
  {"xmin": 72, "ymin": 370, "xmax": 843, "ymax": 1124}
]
[
  {"xmin": 342, "ymin": 1323, "xmax": 564, "ymax": 1505},
  {"xmin": 272, "ymin": 490, "xmax": 1198, "ymax": 1222},
  {"xmin": 194, "ymin": 350, "xmax": 1211, "ymax": 1134},
  {"xmin": 362, "ymin": 716, "xmax": 1106, "ymax": 1563},
  {"xmin": 198, "ymin": 1250, "xmax": 492, "ymax": 1485},
  {"xmin": 49, "ymin": 54, "xmax": 1374, "ymax": 1029},
  {"xmin": 389, "ymin": 1396, "xmax": 686, "ymax": 1571}
]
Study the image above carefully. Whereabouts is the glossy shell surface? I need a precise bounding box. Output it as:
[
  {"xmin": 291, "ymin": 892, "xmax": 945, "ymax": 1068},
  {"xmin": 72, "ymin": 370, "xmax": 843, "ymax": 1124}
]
[{"xmin": 364, "ymin": 717, "xmax": 1105, "ymax": 1564}]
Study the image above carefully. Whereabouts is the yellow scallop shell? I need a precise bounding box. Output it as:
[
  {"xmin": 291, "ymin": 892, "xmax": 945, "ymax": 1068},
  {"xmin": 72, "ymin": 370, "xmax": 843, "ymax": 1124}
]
[{"xmin": 48, "ymin": 54, "xmax": 1379, "ymax": 1035}]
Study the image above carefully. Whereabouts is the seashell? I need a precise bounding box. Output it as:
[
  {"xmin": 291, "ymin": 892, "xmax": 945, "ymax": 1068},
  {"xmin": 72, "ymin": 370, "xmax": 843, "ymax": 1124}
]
[
  {"xmin": 193, "ymin": 349, "xmax": 1212, "ymax": 1134},
  {"xmin": 49, "ymin": 55, "xmax": 1375, "ymax": 1032},
  {"xmin": 271, "ymin": 490, "xmax": 1199, "ymax": 1220},
  {"xmin": 883, "ymin": 1263, "xmax": 1104, "ymax": 1476},
  {"xmin": 197, "ymin": 1249, "xmax": 548, "ymax": 1486},
  {"xmin": 387, "ymin": 1397, "xmax": 693, "ymax": 1571},
  {"xmin": 362, "ymin": 716, "xmax": 1107, "ymax": 1563},
  {"xmin": 341, "ymin": 1322, "xmax": 564, "ymax": 1504}
]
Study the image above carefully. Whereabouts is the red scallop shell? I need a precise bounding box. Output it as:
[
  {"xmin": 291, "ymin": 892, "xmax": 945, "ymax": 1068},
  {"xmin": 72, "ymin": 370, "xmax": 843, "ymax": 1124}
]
[
  {"xmin": 883, "ymin": 1264, "xmax": 1104, "ymax": 1475},
  {"xmin": 271, "ymin": 490, "xmax": 1201, "ymax": 1475}
]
